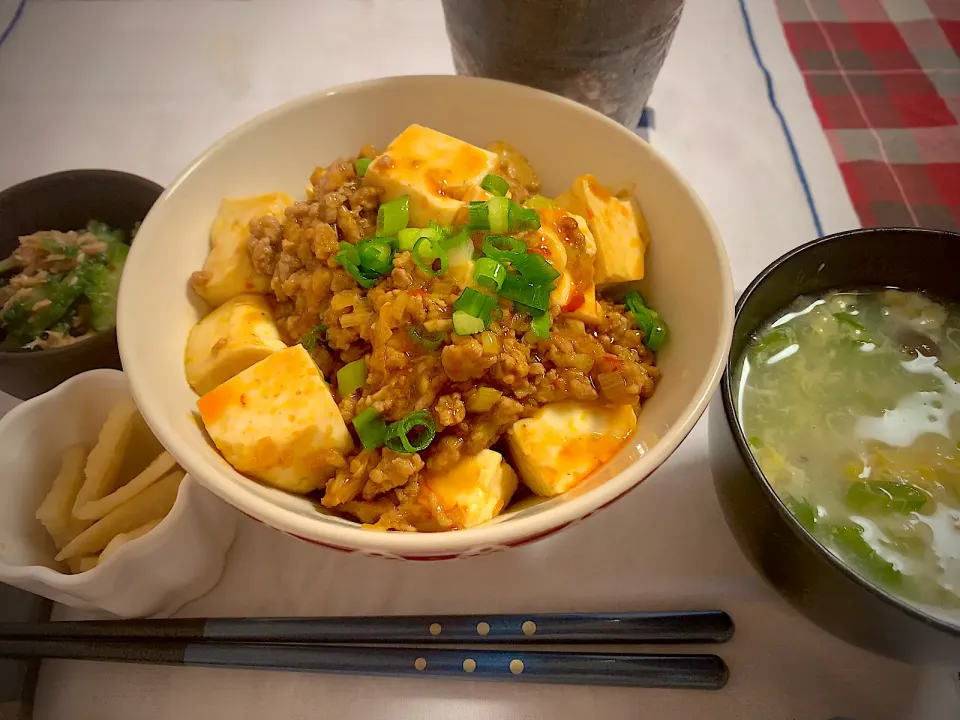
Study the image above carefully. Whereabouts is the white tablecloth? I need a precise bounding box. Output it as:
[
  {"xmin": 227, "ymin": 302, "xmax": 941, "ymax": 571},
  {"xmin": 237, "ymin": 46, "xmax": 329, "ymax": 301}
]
[{"xmin": 1, "ymin": 0, "xmax": 957, "ymax": 718}]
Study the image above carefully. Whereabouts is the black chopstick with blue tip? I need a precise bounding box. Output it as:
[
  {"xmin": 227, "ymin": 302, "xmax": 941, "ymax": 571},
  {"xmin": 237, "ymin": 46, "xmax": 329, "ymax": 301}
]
[
  {"xmin": 0, "ymin": 611, "xmax": 733, "ymax": 645},
  {"xmin": 0, "ymin": 639, "xmax": 730, "ymax": 690}
]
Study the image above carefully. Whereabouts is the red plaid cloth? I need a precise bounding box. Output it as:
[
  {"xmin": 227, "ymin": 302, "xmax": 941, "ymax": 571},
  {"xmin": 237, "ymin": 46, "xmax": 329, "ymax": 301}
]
[{"xmin": 777, "ymin": 0, "xmax": 960, "ymax": 231}]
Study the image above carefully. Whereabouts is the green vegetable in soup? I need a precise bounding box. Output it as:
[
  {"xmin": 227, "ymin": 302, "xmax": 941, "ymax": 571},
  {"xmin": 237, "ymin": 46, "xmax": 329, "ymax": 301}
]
[
  {"xmin": 827, "ymin": 522, "xmax": 903, "ymax": 588},
  {"xmin": 748, "ymin": 326, "xmax": 796, "ymax": 364},
  {"xmin": 784, "ymin": 496, "xmax": 818, "ymax": 533},
  {"xmin": 833, "ymin": 311, "xmax": 873, "ymax": 344},
  {"xmin": 844, "ymin": 480, "xmax": 929, "ymax": 516}
]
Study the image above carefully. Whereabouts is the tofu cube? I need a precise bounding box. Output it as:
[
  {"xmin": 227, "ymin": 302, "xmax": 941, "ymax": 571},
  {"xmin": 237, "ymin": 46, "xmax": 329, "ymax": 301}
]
[
  {"xmin": 415, "ymin": 449, "xmax": 518, "ymax": 531},
  {"xmin": 185, "ymin": 294, "xmax": 289, "ymax": 396},
  {"xmin": 196, "ymin": 345, "xmax": 353, "ymax": 494},
  {"xmin": 529, "ymin": 207, "xmax": 601, "ymax": 323},
  {"xmin": 556, "ymin": 175, "xmax": 648, "ymax": 285},
  {"xmin": 193, "ymin": 193, "xmax": 292, "ymax": 307},
  {"xmin": 363, "ymin": 124, "xmax": 498, "ymax": 227},
  {"xmin": 507, "ymin": 401, "xmax": 636, "ymax": 497}
]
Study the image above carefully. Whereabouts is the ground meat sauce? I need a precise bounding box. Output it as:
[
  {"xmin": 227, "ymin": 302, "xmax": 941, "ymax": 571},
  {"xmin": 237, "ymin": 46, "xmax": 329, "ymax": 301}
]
[{"xmin": 248, "ymin": 147, "xmax": 659, "ymax": 530}]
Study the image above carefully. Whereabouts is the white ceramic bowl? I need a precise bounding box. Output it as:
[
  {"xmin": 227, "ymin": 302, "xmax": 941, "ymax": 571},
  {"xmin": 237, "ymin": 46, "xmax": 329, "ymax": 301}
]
[
  {"xmin": 0, "ymin": 370, "xmax": 237, "ymax": 616},
  {"xmin": 118, "ymin": 75, "xmax": 734, "ymax": 560}
]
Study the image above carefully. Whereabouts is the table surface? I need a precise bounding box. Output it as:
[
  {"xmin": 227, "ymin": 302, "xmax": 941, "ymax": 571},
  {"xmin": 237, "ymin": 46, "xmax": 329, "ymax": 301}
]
[{"xmin": 1, "ymin": 0, "xmax": 958, "ymax": 718}]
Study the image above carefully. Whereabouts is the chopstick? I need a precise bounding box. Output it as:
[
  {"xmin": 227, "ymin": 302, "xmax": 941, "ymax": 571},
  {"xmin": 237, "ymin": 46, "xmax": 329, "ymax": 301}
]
[
  {"xmin": 0, "ymin": 610, "xmax": 734, "ymax": 645},
  {"xmin": 0, "ymin": 638, "xmax": 730, "ymax": 689}
]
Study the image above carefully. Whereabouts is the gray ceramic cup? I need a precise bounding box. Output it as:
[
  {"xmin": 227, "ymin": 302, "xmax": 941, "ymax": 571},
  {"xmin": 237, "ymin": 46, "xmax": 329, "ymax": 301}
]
[{"xmin": 441, "ymin": 0, "xmax": 685, "ymax": 128}]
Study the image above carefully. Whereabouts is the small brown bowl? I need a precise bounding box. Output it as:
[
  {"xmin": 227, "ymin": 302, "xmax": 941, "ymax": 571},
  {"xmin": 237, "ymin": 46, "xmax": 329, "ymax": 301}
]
[{"xmin": 0, "ymin": 170, "xmax": 163, "ymax": 400}]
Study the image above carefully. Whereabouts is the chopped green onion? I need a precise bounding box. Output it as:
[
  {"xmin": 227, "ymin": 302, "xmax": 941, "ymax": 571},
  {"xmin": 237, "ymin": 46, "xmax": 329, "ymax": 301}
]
[
  {"xmin": 482, "ymin": 235, "xmax": 527, "ymax": 263},
  {"xmin": 409, "ymin": 324, "xmax": 446, "ymax": 350},
  {"xmin": 508, "ymin": 202, "xmax": 541, "ymax": 231},
  {"xmin": 412, "ymin": 237, "xmax": 449, "ymax": 277},
  {"xmin": 624, "ymin": 291, "xmax": 667, "ymax": 352},
  {"xmin": 632, "ymin": 306, "xmax": 657, "ymax": 344},
  {"xmin": 631, "ymin": 305, "xmax": 668, "ymax": 351},
  {"xmin": 466, "ymin": 387, "xmax": 503, "ymax": 413},
  {"xmin": 377, "ymin": 195, "xmax": 410, "ymax": 237},
  {"xmin": 352, "ymin": 407, "xmax": 387, "ymax": 450},
  {"xmin": 352, "ymin": 266, "xmax": 381, "ymax": 288},
  {"xmin": 498, "ymin": 274, "xmax": 552, "ymax": 312},
  {"xmin": 398, "ymin": 228, "xmax": 422, "ymax": 251},
  {"xmin": 453, "ymin": 310, "xmax": 487, "ymax": 335},
  {"xmin": 336, "ymin": 358, "xmax": 367, "ymax": 397},
  {"xmin": 356, "ymin": 237, "xmax": 395, "ymax": 274},
  {"xmin": 469, "ymin": 198, "xmax": 541, "ymax": 232},
  {"xmin": 468, "ymin": 201, "xmax": 489, "ymax": 230},
  {"xmin": 623, "ymin": 290, "xmax": 647, "ymax": 314},
  {"xmin": 355, "ymin": 158, "xmax": 372, "ymax": 177},
  {"xmin": 398, "ymin": 226, "xmax": 443, "ymax": 251},
  {"xmin": 481, "ymin": 174, "xmax": 509, "ymax": 197},
  {"xmin": 524, "ymin": 195, "xmax": 555, "ymax": 210},
  {"xmin": 446, "ymin": 234, "xmax": 475, "ymax": 274},
  {"xmin": 487, "ymin": 197, "xmax": 511, "ymax": 234},
  {"xmin": 300, "ymin": 325, "xmax": 326, "ymax": 352},
  {"xmin": 384, "ymin": 410, "xmax": 437, "ymax": 454},
  {"xmin": 397, "ymin": 228, "xmax": 424, "ymax": 255},
  {"xmin": 513, "ymin": 253, "xmax": 560, "ymax": 285},
  {"xmin": 454, "ymin": 287, "xmax": 498, "ymax": 321},
  {"xmin": 645, "ymin": 317, "xmax": 668, "ymax": 351},
  {"xmin": 334, "ymin": 242, "xmax": 380, "ymax": 288},
  {"xmin": 474, "ymin": 257, "xmax": 507, "ymax": 290},
  {"xmin": 335, "ymin": 241, "xmax": 361, "ymax": 267},
  {"xmin": 530, "ymin": 312, "xmax": 552, "ymax": 339},
  {"xmin": 429, "ymin": 221, "xmax": 464, "ymax": 246},
  {"xmin": 439, "ymin": 229, "xmax": 470, "ymax": 252}
]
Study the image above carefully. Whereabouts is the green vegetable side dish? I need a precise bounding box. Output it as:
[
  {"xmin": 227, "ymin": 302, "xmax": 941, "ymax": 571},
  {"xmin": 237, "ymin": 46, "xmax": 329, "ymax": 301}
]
[
  {"xmin": 737, "ymin": 289, "xmax": 960, "ymax": 615},
  {"xmin": 0, "ymin": 221, "xmax": 131, "ymax": 350}
]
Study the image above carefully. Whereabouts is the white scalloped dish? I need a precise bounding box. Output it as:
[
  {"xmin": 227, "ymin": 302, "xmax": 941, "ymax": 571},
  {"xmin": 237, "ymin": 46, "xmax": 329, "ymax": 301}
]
[{"xmin": 0, "ymin": 369, "xmax": 237, "ymax": 617}]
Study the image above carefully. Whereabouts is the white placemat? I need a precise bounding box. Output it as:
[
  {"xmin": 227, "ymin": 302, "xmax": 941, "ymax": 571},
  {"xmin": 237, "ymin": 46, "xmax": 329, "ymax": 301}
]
[{"xmin": 1, "ymin": 0, "xmax": 956, "ymax": 718}]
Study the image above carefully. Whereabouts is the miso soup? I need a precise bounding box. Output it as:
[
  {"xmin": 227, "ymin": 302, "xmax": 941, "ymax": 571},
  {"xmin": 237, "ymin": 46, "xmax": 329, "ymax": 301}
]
[{"xmin": 736, "ymin": 289, "xmax": 960, "ymax": 619}]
